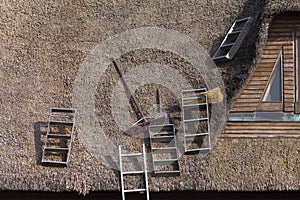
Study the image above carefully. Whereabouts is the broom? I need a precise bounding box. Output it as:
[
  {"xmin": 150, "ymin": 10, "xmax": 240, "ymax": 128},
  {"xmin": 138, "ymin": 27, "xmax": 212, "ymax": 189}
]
[
  {"xmin": 183, "ymin": 87, "xmax": 224, "ymax": 105},
  {"xmin": 204, "ymin": 87, "xmax": 224, "ymax": 104}
]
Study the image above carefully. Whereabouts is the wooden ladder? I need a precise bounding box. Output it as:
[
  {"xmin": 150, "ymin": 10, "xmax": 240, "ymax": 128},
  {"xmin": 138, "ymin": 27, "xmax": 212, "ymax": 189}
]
[
  {"xmin": 181, "ymin": 88, "xmax": 211, "ymax": 153},
  {"xmin": 213, "ymin": 17, "xmax": 253, "ymax": 61},
  {"xmin": 42, "ymin": 108, "xmax": 76, "ymax": 166},
  {"xmin": 149, "ymin": 124, "xmax": 180, "ymax": 175},
  {"xmin": 119, "ymin": 144, "xmax": 150, "ymax": 200}
]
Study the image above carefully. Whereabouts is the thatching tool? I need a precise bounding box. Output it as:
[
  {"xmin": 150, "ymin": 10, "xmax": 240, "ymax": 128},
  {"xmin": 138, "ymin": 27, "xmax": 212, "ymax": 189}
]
[
  {"xmin": 204, "ymin": 87, "xmax": 223, "ymax": 104},
  {"xmin": 112, "ymin": 58, "xmax": 145, "ymax": 122},
  {"xmin": 112, "ymin": 59, "xmax": 169, "ymax": 136},
  {"xmin": 182, "ymin": 87, "xmax": 223, "ymax": 105}
]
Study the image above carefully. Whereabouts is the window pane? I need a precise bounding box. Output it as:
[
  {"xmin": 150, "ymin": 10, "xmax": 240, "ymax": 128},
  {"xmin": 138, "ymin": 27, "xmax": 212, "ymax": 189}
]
[{"xmin": 263, "ymin": 54, "xmax": 282, "ymax": 101}]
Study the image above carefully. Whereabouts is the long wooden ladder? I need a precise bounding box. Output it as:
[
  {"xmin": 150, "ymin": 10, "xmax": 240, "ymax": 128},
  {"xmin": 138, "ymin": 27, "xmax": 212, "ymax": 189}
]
[
  {"xmin": 213, "ymin": 17, "xmax": 253, "ymax": 61},
  {"xmin": 181, "ymin": 88, "xmax": 211, "ymax": 153},
  {"xmin": 149, "ymin": 124, "xmax": 180, "ymax": 175},
  {"xmin": 42, "ymin": 108, "xmax": 76, "ymax": 166},
  {"xmin": 119, "ymin": 144, "xmax": 150, "ymax": 200}
]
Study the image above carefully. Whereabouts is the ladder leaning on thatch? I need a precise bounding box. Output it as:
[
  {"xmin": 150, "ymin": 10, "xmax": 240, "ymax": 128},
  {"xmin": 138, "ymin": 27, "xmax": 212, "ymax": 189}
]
[
  {"xmin": 149, "ymin": 124, "xmax": 180, "ymax": 175},
  {"xmin": 181, "ymin": 88, "xmax": 211, "ymax": 153},
  {"xmin": 213, "ymin": 17, "xmax": 253, "ymax": 61},
  {"xmin": 42, "ymin": 108, "xmax": 76, "ymax": 166},
  {"xmin": 119, "ymin": 144, "xmax": 150, "ymax": 200}
]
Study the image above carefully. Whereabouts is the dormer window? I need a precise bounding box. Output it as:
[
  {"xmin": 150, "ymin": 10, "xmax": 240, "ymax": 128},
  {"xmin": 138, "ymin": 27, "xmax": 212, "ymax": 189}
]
[
  {"xmin": 295, "ymin": 33, "xmax": 300, "ymax": 113},
  {"xmin": 228, "ymin": 13, "xmax": 300, "ymax": 122}
]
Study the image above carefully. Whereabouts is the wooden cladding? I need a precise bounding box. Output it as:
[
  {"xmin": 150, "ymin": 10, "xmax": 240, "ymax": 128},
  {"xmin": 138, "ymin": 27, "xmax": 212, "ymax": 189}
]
[
  {"xmin": 223, "ymin": 121, "xmax": 300, "ymax": 137},
  {"xmin": 257, "ymin": 102, "xmax": 283, "ymax": 111},
  {"xmin": 295, "ymin": 34, "xmax": 300, "ymax": 113},
  {"xmin": 231, "ymin": 13, "xmax": 300, "ymax": 113}
]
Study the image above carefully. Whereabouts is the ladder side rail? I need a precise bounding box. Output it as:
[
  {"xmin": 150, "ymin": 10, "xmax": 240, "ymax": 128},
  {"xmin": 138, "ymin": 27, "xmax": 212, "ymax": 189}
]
[
  {"xmin": 66, "ymin": 109, "xmax": 76, "ymax": 164},
  {"xmin": 142, "ymin": 144, "xmax": 150, "ymax": 200},
  {"xmin": 42, "ymin": 108, "xmax": 53, "ymax": 162},
  {"xmin": 119, "ymin": 145, "xmax": 126, "ymax": 200},
  {"xmin": 204, "ymin": 90, "xmax": 211, "ymax": 150},
  {"xmin": 172, "ymin": 125, "xmax": 179, "ymax": 162},
  {"xmin": 212, "ymin": 22, "xmax": 236, "ymax": 60},
  {"xmin": 218, "ymin": 22, "xmax": 236, "ymax": 47},
  {"xmin": 182, "ymin": 89, "xmax": 201, "ymax": 152},
  {"xmin": 149, "ymin": 128, "xmax": 156, "ymax": 175},
  {"xmin": 181, "ymin": 91, "xmax": 187, "ymax": 152},
  {"xmin": 227, "ymin": 17, "xmax": 253, "ymax": 59},
  {"xmin": 227, "ymin": 27, "xmax": 249, "ymax": 58},
  {"xmin": 46, "ymin": 108, "xmax": 52, "ymax": 139},
  {"xmin": 171, "ymin": 125, "xmax": 180, "ymax": 173}
]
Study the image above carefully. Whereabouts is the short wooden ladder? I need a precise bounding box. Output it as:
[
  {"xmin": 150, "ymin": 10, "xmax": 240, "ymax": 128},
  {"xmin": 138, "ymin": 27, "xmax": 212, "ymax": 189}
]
[
  {"xmin": 213, "ymin": 17, "xmax": 253, "ymax": 61},
  {"xmin": 181, "ymin": 88, "xmax": 211, "ymax": 153},
  {"xmin": 119, "ymin": 144, "xmax": 150, "ymax": 200},
  {"xmin": 42, "ymin": 108, "xmax": 76, "ymax": 166}
]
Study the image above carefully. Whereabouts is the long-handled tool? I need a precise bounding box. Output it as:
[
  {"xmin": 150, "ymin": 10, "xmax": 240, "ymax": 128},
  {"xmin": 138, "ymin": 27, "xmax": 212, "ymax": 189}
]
[
  {"xmin": 112, "ymin": 58, "xmax": 145, "ymax": 123},
  {"xmin": 202, "ymin": 87, "xmax": 223, "ymax": 104},
  {"xmin": 182, "ymin": 87, "xmax": 224, "ymax": 105}
]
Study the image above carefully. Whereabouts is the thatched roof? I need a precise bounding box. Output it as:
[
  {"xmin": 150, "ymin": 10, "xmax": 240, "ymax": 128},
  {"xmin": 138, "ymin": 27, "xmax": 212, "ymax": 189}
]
[{"xmin": 1, "ymin": 0, "xmax": 300, "ymax": 195}]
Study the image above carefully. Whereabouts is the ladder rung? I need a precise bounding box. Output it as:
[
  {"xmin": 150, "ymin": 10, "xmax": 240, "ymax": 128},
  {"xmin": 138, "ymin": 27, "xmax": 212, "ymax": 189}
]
[
  {"xmin": 235, "ymin": 17, "xmax": 249, "ymax": 23},
  {"xmin": 44, "ymin": 147, "xmax": 69, "ymax": 152},
  {"xmin": 181, "ymin": 88, "xmax": 207, "ymax": 93},
  {"xmin": 183, "ymin": 103, "xmax": 207, "ymax": 107},
  {"xmin": 185, "ymin": 132, "xmax": 209, "ymax": 137},
  {"xmin": 51, "ymin": 108, "xmax": 76, "ymax": 113},
  {"xmin": 185, "ymin": 147, "xmax": 211, "ymax": 152},
  {"xmin": 152, "ymin": 147, "xmax": 176, "ymax": 152},
  {"xmin": 49, "ymin": 121, "xmax": 74, "ymax": 125},
  {"xmin": 122, "ymin": 171, "xmax": 145, "ymax": 175},
  {"xmin": 148, "ymin": 124, "xmax": 174, "ymax": 129},
  {"xmin": 183, "ymin": 118, "xmax": 208, "ymax": 122},
  {"xmin": 199, "ymin": 147, "xmax": 211, "ymax": 151},
  {"xmin": 150, "ymin": 130, "xmax": 174, "ymax": 134},
  {"xmin": 153, "ymin": 159, "xmax": 178, "ymax": 165},
  {"xmin": 154, "ymin": 170, "xmax": 180, "ymax": 174},
  {"xmin": 213, "ymin": 55, "xmax": 228, "ymax": 60},
  {"xmin": 41, "ymin": 160, "xmax": 67, "ymax": 165},
  {"xmin": 221, "ymin": 43, "xmax": 234, "ymax": 48},
  {"xmin": 50, "ymin": 114, "xmax": 74, "ymax": 118},
  {"xmin": 47, "ymin": 134, "xmax": 71, "ymax": 139},
  {"xmin": 182, "ymin": 96, "xmax": 205, "ymax": 100},
  {"xmin": 150, "ymin": 132, "xmax": 174, "ymax": 137},
  {"xmin": 228, "ymin": 30, "xmax": 241, "ymax": 35},
  {"xmin": 151, "ymin": 135, "xmax": 174, "ymax": 140},
  {"xmin": 124, "ymin": 189, "xmax": 146, "ymax": 193},
  {"xmin": 121, "ymin": 153, "xmax": 143, "ymax": 157}
]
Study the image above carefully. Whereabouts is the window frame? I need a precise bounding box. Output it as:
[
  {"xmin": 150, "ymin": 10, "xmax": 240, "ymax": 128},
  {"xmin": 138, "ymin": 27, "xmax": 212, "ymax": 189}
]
[
  {"xmin": 294, "ymin": 32, "xmax": 300, "ymax": 113},
  {"xmin": 257, "ymin": 48, "xmax": 284, "ymax": 111}
]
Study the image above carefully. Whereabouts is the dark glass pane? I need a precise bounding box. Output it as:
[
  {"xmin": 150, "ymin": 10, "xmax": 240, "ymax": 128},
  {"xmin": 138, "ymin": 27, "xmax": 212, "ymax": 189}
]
[{"xmin": 263, "ymin": 55, "xmax": 282, "ymax": 102}]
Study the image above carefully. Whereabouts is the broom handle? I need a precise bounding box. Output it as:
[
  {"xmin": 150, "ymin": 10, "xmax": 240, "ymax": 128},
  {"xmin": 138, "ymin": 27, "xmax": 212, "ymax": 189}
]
[
  {"xmin": 112, "ymin": 58, "xmax": 145, "ymax": 121},
  {"xmin": 157, "ymin": 89, "xmax": 162, "ymax": 114}
]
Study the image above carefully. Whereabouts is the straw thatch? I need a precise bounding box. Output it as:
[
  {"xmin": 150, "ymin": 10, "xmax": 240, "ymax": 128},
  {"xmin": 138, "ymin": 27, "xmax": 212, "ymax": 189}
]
[{"xmin": 1, "ymin": 0, "xmax": 300, "ymax": 195}]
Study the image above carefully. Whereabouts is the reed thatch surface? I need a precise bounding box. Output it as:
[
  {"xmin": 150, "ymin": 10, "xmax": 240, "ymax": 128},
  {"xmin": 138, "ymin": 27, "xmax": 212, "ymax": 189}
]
[{"xmin": 1, "ymin": 0, "xmax": 300, "ymax": 195}]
